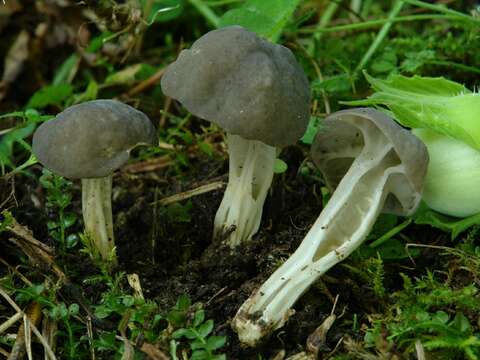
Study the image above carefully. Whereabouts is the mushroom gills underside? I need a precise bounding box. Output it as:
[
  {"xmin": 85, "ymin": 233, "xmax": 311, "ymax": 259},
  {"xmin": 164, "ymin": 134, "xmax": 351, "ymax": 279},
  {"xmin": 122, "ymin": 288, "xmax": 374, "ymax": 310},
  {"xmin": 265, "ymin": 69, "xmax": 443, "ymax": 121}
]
[
  {"xmin": 233, "ymin": 139, "xmax": 406, "ymax": 346},
  {"xmin": 213, "ymin": 133, "xmax": 277, "ymax": 247}
]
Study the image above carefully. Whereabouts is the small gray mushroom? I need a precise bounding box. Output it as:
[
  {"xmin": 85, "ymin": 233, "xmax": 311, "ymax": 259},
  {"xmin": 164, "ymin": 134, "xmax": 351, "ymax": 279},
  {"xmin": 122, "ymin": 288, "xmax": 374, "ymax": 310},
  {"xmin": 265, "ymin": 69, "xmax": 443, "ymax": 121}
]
[
  {"xmin": 161, "ymin": 26, "xmax": 310, "ymax": 247},
  {"xmin": 33, "ymin": 99, "xmax": 156, "ymax": 262},
  {"xmin": 233, "ymin": 108, "xmax": 428, "ymax": 346}
]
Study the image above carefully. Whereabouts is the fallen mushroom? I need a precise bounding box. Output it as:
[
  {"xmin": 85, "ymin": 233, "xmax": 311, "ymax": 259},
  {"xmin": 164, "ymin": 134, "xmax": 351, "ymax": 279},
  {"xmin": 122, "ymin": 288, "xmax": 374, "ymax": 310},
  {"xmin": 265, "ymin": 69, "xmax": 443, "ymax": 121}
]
[
  {"xmin": 232, "ymin": 108, "xmax": 428, "ymax": 346},
  {"xmin": 32, "ymin": 99, "xmax": 156, "ymax": 263},
  {"xmin": 161, "ymin": 26, "xmax": 310, "ymax": 247}
]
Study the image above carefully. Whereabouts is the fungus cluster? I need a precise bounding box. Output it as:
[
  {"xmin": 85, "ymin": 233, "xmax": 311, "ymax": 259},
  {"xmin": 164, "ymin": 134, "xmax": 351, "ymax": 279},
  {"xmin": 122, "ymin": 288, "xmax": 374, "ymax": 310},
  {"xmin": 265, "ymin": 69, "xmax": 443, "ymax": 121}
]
[
  {"xmin": 29, "ymin": 27, "xmax": 431, "ymax": 351},
  {"xmin": 232, "ymin": 108, "xmax": 428, "ymax": 346},
  {"xmin": 161, "ymin": 26, "xmax": 310, "ymax": 247},
  {"xmin": 33, "ymin": 99, "xmax": 156, "ymax": 263}
]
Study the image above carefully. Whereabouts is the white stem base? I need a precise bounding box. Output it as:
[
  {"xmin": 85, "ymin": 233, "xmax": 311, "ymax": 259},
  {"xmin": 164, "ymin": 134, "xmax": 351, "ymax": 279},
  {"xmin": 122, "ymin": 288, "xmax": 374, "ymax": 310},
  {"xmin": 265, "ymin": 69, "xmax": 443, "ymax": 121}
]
[
  {"xmin": 214, "ymin": 133, "xmax": 277, "ymax": 248},
  {"xmin": 82, "ymin": 177, "xmax": 116, "ymax": 263},
  {"xmin": 233, "ymin": 131, "xmax": 405, "ymax": 346}
]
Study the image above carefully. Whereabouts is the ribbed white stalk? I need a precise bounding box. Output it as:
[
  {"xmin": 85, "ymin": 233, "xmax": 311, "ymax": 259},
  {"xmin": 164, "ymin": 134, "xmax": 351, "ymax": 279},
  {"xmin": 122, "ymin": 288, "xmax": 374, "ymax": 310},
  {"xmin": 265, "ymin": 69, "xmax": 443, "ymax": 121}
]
[
  {"xmin": 214, "ymin": 133, "xmax": 277, "ymax": 248},
  {"xmin": 81, "ymin": 176, "xmax": 116, "ymax": 262},
  {"xmin": 233, "ymin": 134, "xmax": 404, "ymax": 346}
]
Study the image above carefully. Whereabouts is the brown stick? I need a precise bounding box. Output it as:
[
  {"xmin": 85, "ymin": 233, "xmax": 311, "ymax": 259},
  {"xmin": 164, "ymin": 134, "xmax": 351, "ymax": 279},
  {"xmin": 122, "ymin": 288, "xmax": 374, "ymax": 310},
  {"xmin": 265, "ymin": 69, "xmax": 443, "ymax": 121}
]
[
  {"xmin": 7, "ymin": 301, "xmax": 42, "ymax": 360},
  {"xmin": 125, "ymin": 68, "xmax": 165, "ymax": 97}
]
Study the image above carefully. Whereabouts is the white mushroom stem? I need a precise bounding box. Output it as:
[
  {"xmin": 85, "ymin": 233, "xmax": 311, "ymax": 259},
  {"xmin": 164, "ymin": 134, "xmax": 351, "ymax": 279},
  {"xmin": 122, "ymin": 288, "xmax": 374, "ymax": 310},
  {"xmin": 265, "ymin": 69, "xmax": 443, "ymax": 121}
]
[
  {"xmin": 214, "ymin": 133, "xmax": 277, "ymax": 248},
  {"xmin": 232, "ymin": 134, "xmax": 406, "ymax": 346},
  {"xmin": 81, "ymin": 176, "xmax": 116, "ymax": 262}
]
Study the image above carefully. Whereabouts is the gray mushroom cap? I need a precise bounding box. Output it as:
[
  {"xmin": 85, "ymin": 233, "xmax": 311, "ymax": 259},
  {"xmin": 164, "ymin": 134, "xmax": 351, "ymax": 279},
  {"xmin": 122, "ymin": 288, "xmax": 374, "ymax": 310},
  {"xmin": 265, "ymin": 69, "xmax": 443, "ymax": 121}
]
[
  {"xmin": 311, "ymin": 108, "xmax": 428, "ymax": 216},
  {"xmin": 32, "ymin": 99, "xmax": 156, "ymax": 179},
  {"xmin": 161, "ymin": 26, "xmax": 310, "ymax": 147}
]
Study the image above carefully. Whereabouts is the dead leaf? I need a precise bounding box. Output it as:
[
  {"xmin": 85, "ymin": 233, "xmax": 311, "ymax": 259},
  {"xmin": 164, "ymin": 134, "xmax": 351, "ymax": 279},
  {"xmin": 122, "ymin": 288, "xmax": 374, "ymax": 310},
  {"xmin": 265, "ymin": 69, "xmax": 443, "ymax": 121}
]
[
  {"xmin": 140, "ymin": 343, "xmax": 170, "ymax": 360},
  {"xmin": 0, "ymin": 30, "xmax": 30, "ymax": 101}
]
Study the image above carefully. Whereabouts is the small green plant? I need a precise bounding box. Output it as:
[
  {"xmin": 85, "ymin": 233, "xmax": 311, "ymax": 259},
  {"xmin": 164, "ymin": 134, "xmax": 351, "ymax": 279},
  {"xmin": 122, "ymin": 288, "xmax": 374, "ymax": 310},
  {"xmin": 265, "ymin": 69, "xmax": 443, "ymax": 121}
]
[
  {"xmin": 12, "ymin": 283, "xmax": 84, "ymax": 359},
  {"xmin": 364, "ymin": 272, "xmax": 480, "ymax": 359},
  {"xmin": 39, "ymin": 168, "xmax": 79, "ymax": 250},
  {"xmin": 365, "ymin": 255, "xmax": 386, "ymax": 298},
  {"xmin": 168, "ymin": 295, "xmax": 226, "ymax": 360}
]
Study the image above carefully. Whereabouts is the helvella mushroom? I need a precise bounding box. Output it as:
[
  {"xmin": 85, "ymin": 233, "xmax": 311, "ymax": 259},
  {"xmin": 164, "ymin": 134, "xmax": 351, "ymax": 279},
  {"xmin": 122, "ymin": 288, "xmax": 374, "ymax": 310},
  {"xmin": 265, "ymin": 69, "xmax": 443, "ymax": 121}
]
[
  {"xmin": 232, "ymin": 108, "xmax": 429, "ymax": 346},
  {"xmin": 161, "ymin": 26, "xmax": 310, "ymax": 248},
  {"xmin": 32, "ymin": 99, "xmax": 156, "ymax": 263}
]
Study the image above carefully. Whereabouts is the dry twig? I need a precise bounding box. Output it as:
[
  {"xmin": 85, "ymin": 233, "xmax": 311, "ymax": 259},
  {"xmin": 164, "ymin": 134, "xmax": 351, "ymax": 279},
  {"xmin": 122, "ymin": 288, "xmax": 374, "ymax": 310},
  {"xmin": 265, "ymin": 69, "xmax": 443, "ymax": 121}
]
[{"xmin": 0, "ymin": 287, "xmax": 56, "ymax": 360}]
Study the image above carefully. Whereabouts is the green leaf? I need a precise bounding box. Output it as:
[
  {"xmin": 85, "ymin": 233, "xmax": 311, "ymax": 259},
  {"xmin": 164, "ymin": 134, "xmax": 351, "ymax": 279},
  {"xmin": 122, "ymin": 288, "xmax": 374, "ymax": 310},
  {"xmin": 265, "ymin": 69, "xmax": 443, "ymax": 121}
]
[
  {"xmin": 432, "ymin": 311, "xmax": 449, "ymax": 325},
  {"xmin": 177, "ymin": 295, "xmax": 191, "ymax": 310},
  {"xmin": 87, "ymin": 32, "xmax": 112, "ymax": 53},
  {"xmin": 0, "ymin": 122, "xmax": 35, "ymax": 169},
  {"xmin": 300, "ymin": 115, "xmax": 322, "ymax": 145},
  {"xmin": 311, "ymin": 75, "xmax": 352, "ymax": 94},
  {"xmin": 450, "ymin": 313, "xmax": 472, "ymax": 333},
  {"xmin": 191, "ymin": 350, "xmax": 209, "ymax": 360},
  {"xmin": 191, "ymin": 339, "xmax": 206, "ymax": 350},
  {"xmin": 344, "ymin": 72, "xmax": 480, "ymax": 151},
  {"xmin": 273, "ymin": 158, "xmax": 288, "ymax": 174},
  {"xmin": 26, "ymin": 84, "xmax": 73, "ymax": 109},
  {"xmin": 62, "ymin": 212, "xmax": 77, "ymax": 228},
  {"xmin": 142, "ymin": 0, "xmax": 183, "ymax": 23},
  {"xmin": 172, "ymin": 328, "xmax": 197, "ymax": 340},
  {"xmin": 371, "ymin": 50, "xmax": 397, "ymax": 74},
  {"xmin": 198, "ymin": 141, "xmax": 214, "ymax": 157},
  {"xmin": 206, "ymin": 335, "xmax": 226, "ymax": 350},
  {"xmin": 0, "ymin": 111, "xmax": 25, "ymax": 120},
  {"xmin": 53, "ymin": 54, "xmax": 80, "ymax": 85},
  {"xmin": 66, "ymin": 234, "xmax": 79, "ymax": 248},
  {"xmin": 94, "ymin": 305, "xmax": 113, "ymax": 319},
  {"xmin": 0, "ymin": 211, "xmax": 13, "ymax": 233},
  {"xmin": 105, "ymin": 64, "xmax": 144, "ymax": 86},
  {"xmin": 193, "ymin": 310, "xmax": 205, "ymax": 327},
  {"xmin": 400, "ymin": 50, "xmax": 435, "ymax": 73},
  {"xmin": 218, "ymin": 0, "xmax": 302, "ymax": 42},
  {"xmin": 413, "ymin": 202, "xmax": 480, "ymax": 239},
  {"xmin": 68, "ymin": 303, "xmax": 79, "ymax": 315},
  {"xmin": 212, "ymin": 355, "xmax": 226, "ymax": 360},
  {"xmin": 122, "ymin": 295, "xmax": 136, "ymax": 307},
  {"xmin": 377, "ymin": 239, "xmax": 416, "ymax": 260},
  {"xmin": 74, "ymin": 79, "xmax": 98, "ymax": 103},
  {"xmin": 198, "ymin": 319, "xmax": 214, "ymax": 338}
]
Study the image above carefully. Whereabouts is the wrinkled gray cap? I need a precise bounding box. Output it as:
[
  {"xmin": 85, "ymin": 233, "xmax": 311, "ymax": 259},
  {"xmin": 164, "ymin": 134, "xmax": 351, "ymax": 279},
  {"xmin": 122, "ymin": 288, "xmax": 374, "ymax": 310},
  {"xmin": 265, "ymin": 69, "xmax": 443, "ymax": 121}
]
[
  {"xmin": 311, "ymin": 108, "xmax": 428, "ymax": 215},
  {"xmin": 32, "ymin": 99, "xmax": 156, "ymax": 179},
  {"xmin": 161, "ymin": 26, "xmax": 310, "ymax": 147}
]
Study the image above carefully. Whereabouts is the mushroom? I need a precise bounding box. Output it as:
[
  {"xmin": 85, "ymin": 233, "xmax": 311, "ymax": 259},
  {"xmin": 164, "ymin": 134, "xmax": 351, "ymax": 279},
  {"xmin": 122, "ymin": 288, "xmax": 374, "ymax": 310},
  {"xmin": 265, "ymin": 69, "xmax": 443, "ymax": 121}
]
[
  {"xmin": 32, "ymin": 99, "xmax": 156, "ymax": 263},
  {"xmin": 232, "ymin": 108, "xmax": 428, "ymax": 346},
  {"xmin": 161, "ymin": 26, "xmax": 310, "ymax": 247}
]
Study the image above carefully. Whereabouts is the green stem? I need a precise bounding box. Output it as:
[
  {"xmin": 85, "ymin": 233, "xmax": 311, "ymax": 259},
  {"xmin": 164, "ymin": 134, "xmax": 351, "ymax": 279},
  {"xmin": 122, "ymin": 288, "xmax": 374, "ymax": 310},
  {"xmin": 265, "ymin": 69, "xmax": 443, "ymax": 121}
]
[
  {"xmin": 188, "ymin": 0, "xmax": 220, "ymax": 27},
  {"xmin": 314, "ymin": 2, "xmax": 340, "ymax": 40},
  {"xmin": 369, "ymin": 218, "xmax": 411, "ymax": 248},
  {"xmin": 402, "ymin": 0, "xmax": 480, "ymax": 23},
  {"xmin": 354, "ymin": 0, "xmax": 403, "ymax": 74},
  {"xmin": 59, "ymin": 208, "xmax": 66, "ymax": 251},
  {"xmin": 300, "ymin": 14, "xmax": 460, "ymax": 33},
  {"xmin": 64, "ymin": 318, "xmax": 75, "ymax": 360},
  {"xmin": 204, "ymin": 0, "xmax": 243, "ymax": 6},
  {"xmin": 361, "ymin": 0, "xmax": 373, "ymax": 18},
  {"xmin": 425, "ymin": 60, "xmax": 480, "ymax": 75}
]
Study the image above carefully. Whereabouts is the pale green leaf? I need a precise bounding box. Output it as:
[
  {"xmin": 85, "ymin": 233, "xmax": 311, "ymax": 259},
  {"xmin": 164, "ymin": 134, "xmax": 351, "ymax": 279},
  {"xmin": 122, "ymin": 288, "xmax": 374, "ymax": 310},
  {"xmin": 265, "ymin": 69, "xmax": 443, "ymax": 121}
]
[
  {"xmin": 26, "ymin": 84, "xmax": 73, "ymax": 109},
  {"xmin": 218, "ymin": 0, "xmax": 302, "ymax": 41},
  {"xmin": 412, "ymin": 202, "xmax": 480, "ymax": 239},
  {"xmin": 274, "ymin": 158, "xmax": 288, "ymax": 174},
  {"xmin": 105, "ymin": 64, "xmax": 144, "ymax": 86},
  {"xmin": 344, "ymin": 73, "xmax": 480, "ymax": 151}
]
